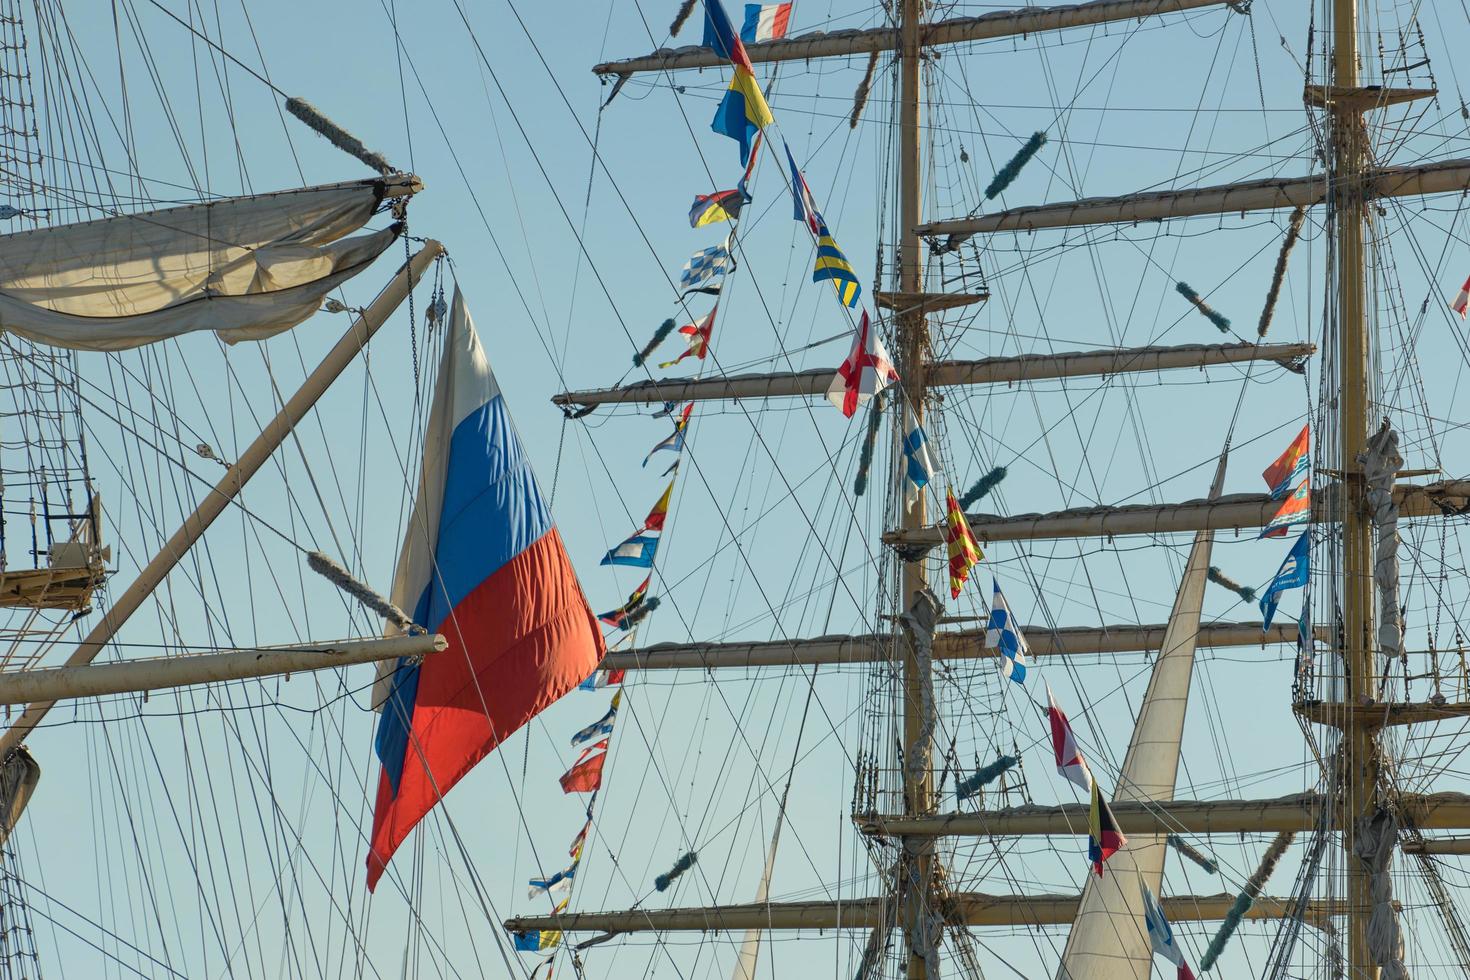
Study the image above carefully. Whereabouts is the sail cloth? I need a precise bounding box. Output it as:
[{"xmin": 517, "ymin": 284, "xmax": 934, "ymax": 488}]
[
  {"xmin": 366, "ymin": 289, "xmax": 604, "ymax": 891},
  {"xmin": 1055, "ymin": 455, "xmax": 1224, "ymax": 980},
  {"xmin": 0, "ymin": 177, "xmax": 402, "ymax": 351}
]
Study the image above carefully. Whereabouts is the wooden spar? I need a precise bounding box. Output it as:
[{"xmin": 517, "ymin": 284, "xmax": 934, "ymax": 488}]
[
  {"xmin": 917, "ymin": 156, "xmax": 1470, "ymax": 240},
  {"xmin": 503, "ymin": 891, "xmax": 1344, "ymax": 935},
  {"xmin": 600, "ymin": 622, "xmax": 1320, "ymax": 671},
  {"xmin": 0, "ymin": 634, "xmax": 445, "ymax": 705},
  {"xmin": 1295, "ymin": 700, "xmax": 1470, "ymax": 729},
  {"xmin": 854, "ymin": 792, "xmax": 1470, "ymax": 837},
  {"xmin": 0, "ymin": 240, "xmax": 445, "ymax": 762},
  {"xmin": 1402, "ymin": 838, "xmax": 1470, "ymax": 855},
  {"xmin": 551, "ymin": 341, "xmax": 1315, "ymax": 408},
  {"xmin": 883, "ymin": 479, "xmax": 1470, "ymax": 546},
  {"xmin": 591, "ymin": 0, "xmax": 1232, "ymax": 76}
]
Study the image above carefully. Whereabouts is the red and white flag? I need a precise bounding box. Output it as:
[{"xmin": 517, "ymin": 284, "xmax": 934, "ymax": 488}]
[
  {"xmin": 660, "ymin": 306, "xmax": 718, "ymax": 368},
  {"xmin": 827, "ymin": 311, "xmax": 898, "ymax": 417},
  {"xmin": 1453, "ymin": 275, "xmax": 1470, "ymax": 319},
  {"xmin": 1046, "ymin": 683, "xmax": 1093, "ymax": 794}
]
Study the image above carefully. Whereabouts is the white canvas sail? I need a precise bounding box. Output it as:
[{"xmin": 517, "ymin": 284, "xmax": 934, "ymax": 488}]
[
  {"xmin": 0, "ymin": 175, "xmax": 412, "ymax": 350},
  {"xmin": 729, "ymin": 821, "xmax": 781, "ymax": 980},
  {"xmin": 1055, "ymin": 454, "xmax": 1226, "ymax": 980}
]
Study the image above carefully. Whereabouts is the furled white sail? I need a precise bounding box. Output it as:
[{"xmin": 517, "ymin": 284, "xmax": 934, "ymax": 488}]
[
  {"xmin": 729, "ymin": 820, "xmax": 781, "ymax": 980},
  {"xmin": 0, "ymin": 175, "xmax": 413, "ymax": 350},
  {"xmin": 1055, "ymin": 454, "xmax": 1227, "ymax": 980}
]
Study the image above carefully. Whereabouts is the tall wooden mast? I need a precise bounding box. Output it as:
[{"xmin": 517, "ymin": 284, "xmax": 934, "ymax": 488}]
[
  {"xmin": 1327, "ymin": 0, "xmax": 1378, "ymax": 971},
  {"xmin": 895, "ymin": 0, "xmax": 937, "ymax": 974}
]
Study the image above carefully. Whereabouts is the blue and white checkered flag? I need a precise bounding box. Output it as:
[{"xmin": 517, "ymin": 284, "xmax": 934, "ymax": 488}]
[
  {"xmin": 902, "ymin": 402, "xmax": 936, "ymax": 492},
  {"xmin": 985, "ymin": 578, "xmax": 1028, "ymax": 684},
  {"xmin": 680, "ymin": 237, "xmax": 733, "ymax": 289}
]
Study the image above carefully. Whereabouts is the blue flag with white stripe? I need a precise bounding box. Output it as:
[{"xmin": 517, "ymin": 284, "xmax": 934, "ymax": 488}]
[
  {"xmin": 527, "ymin": 864, "xmax": 577, "ymax": 900},
  {"xmin": 1260, "ymin": 531, "xmax": 1310, "ymax": 630},
  {"xmin": 902, "ymin": 402, "xmax": 935, "ymax": 493},
  {"xmin": 985, "ymin": 579, "xmax": 1028, "ymax": 685}
]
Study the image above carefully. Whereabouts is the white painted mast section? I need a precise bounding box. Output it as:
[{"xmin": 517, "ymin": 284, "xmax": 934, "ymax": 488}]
[
  {"xmin": 918, "ymin": 157, "xmax": 1470, "ymax": 240},
  {"xmin": 0, "ymin": 240, "xmax": 445, "ymax": 761},
  {"xmin": 0, "ymin": 634, "xmax": 445, "ymax": 705},
  {"xmin": 551, "ymin": 341, "xmax": 1315, "ymax": 408},
  {"xmin": 1056, "ymin": 456, "xmax": 1224, "ymax": 980},
  {"xmin": 592, "ymin": 0, "xmax": 1234, "ymax": 75}
]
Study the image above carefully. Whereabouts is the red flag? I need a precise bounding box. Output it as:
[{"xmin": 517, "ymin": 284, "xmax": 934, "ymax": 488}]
[
  {"xmin": 1260, "ymin": 476, "xmax": 1310, "ymax": 539},
  {"xmin": 559, "ymin": 740, "xmax": 609, "ymax": 793},
  {"xmin": 1453, "ymin": 274, "xmax": 1470, "ymax": 319},
  {"xmin": 1262, "ymin": 424, "xmax": 1310, "ymax": 498}
]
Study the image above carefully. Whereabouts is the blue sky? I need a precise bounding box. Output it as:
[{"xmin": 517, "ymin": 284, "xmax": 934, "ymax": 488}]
[{"xmin": 10, "ymin": 0, "xmax": 1470, "ymax": 977}]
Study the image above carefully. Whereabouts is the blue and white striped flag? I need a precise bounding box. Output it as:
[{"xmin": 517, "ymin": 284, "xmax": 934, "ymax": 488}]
[
  {"xmin": 680, "ymin": 237, "xmax": 733, "ymax": 289},
  {"xmin": 985, "ymin": 578, "xmax": 1028, "ymax": 685},
  {"xmin": 902, "ymin": 402, "xmax": 936, "ymax": 492},
  {"xmin": 527, "ymin": 863, "xmax": 577, "ymax": 900}
]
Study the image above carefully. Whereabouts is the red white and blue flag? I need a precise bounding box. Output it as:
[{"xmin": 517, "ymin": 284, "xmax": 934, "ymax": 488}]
[
  {"xmin": 784, "ymin": 140, "xmax": 823, "ymax": 235},
  {"xmin": 366, "ymin": 289, "xmax": 604, "ymax": 891},
  {"xmin": 740, "ymin": 3, "xmax": 792, "ymax": 42},
  {"xmin": 580, "ymin": 667, "xmax": 626, "ymax": 691}
]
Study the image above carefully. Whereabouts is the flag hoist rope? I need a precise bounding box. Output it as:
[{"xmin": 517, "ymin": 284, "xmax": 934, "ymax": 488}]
[{"xmin": 0, "ymin": 240, "xmax": 445, "ymax": 763}]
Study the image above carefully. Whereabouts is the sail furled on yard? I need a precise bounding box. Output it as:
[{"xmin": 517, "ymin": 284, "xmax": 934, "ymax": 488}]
[
  {"xmin": 366, "ymin": 288, "xmax": 604, "ymax": 891},
  {"xmin": 1056, "ymin": 454, "xmax": 1226, "ymax": 980},
  {"xmin": 0, "ymin": 176, "xmax": 407, "ymax": 350}
]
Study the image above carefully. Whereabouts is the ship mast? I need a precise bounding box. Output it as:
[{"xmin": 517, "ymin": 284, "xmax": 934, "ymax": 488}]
[
  {"xmin": 1327, "ymin": 0, "xmax": 1377, "ymax": 971},
  {"xmin": 518, "ymin": 0, "xmax": 1470, "ymax": 971},
  {"xmin": 893, "ymin": 0, "xmax": 940, "ymax": 975}
]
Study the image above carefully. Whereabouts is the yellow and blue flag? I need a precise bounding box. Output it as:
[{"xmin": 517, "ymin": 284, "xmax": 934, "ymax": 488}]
[
  {"xmin": 689, "ymin": 188, "xmax": 747, "ymax": 227},
  {"xmin": 706, "ymin": 0, "xmax": 773, "ymax": 165},
  {"xmin": 1087, "ymin": 780, "xmax": 1127, "ymax": 877},
  {"xmin": 813, "ymin": 220, "xmax": 861, "ymax": 308}
]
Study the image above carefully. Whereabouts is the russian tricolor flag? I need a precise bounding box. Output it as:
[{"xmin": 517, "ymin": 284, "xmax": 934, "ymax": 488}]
[{"xmin": 366, "ymin": 288, "xmax": 604, "ymax": 891}]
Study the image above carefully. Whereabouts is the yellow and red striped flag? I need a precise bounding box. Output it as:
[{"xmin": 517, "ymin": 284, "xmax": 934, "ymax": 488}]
[{"xmin": 944, "ymin": 487, "xmax": 983, "ymax": 599}]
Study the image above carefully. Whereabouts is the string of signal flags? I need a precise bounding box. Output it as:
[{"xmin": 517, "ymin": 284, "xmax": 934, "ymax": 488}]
[{"xmin": 515, "ymin": 0, "xmax": 1230, "ymax": 966}]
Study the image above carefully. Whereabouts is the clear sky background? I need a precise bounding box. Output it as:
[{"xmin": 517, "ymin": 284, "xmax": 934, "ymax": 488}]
[{"xmin": 9, "ymin": 0, "xmax": 1470, "ymax": 978}]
